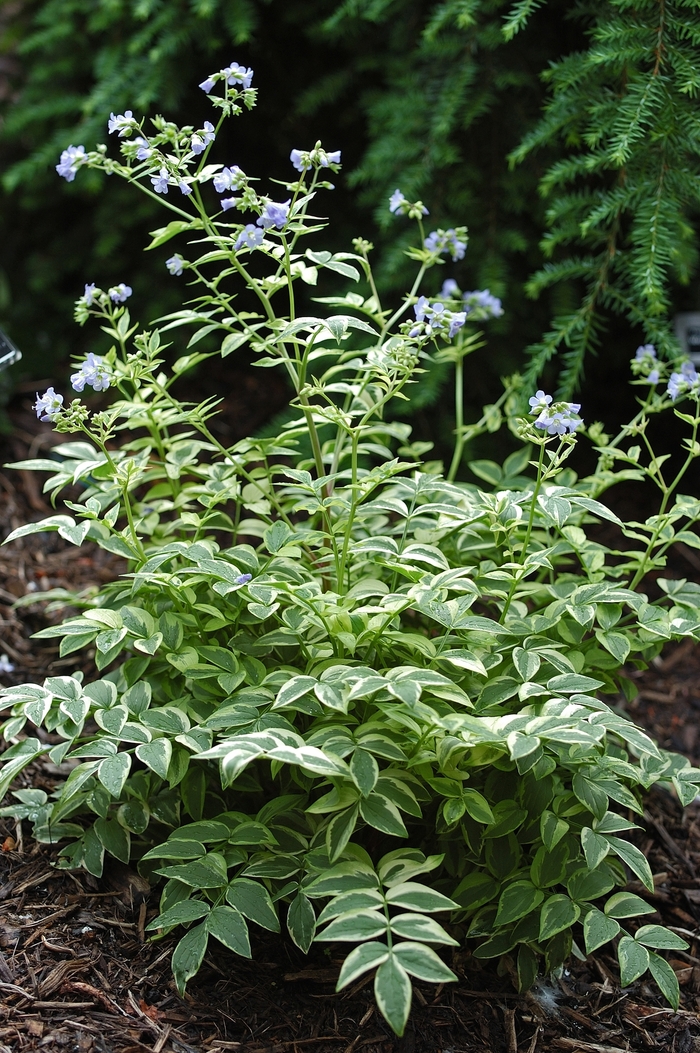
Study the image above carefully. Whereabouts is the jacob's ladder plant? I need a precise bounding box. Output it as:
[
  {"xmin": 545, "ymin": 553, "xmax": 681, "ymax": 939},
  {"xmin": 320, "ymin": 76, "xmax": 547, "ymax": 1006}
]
[{"xmin": 1, "ymin": 66, "xmax": 700, "ymax": 1036}]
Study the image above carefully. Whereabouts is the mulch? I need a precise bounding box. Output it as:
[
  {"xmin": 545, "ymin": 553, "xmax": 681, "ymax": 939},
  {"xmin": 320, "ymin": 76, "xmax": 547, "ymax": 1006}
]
[{"xmin": 0, "ymin": 392, "xmax": 699, "ymax": 1052}]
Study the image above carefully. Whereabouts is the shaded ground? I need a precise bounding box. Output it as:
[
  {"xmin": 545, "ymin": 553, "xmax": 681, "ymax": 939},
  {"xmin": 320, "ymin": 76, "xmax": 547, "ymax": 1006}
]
[{"xmin": 0, "ymin": 393, "xmax": 700, "ymax": 1052}]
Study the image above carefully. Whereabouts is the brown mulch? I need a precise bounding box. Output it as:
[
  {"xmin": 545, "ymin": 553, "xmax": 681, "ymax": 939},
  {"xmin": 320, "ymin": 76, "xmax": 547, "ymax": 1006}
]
[{"xmin": 0, "ymin": 393, "xmax": 700, "ymax": 1051}]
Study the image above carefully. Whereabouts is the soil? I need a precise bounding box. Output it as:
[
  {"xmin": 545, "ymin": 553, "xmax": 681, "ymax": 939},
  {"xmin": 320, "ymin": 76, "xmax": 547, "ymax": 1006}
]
[{"xmin": 0, "ymin": 390, "xmax": 699, "ymax": 1053}]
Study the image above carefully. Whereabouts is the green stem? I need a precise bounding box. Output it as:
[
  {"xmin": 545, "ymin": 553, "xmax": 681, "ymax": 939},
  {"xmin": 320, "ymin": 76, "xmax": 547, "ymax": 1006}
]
[{"xmin": 500, "ymin": 441, "xmax": 546, "ymax": 623}]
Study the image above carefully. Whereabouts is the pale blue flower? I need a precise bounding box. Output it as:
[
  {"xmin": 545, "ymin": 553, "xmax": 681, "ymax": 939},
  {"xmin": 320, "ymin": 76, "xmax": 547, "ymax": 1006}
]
[
  {"xmin": 151, "ymin": 169, "xmax": 170, "ymax": 194},
  {"xmin": 425, "ymin": 229, "xmax": 467, "ymax": 261},
  {"xmin": 221, "ymin": 198, "xmax": 239, "ymax": 211},
  {"xmin": 56, "ymin": 145, "xmax": 86, "ymax": 182},
  {"xmin": 191, "ymin": 121, "xmax": 216, "ymax": 155},
  {"xmin": 257, "ymin": 200, "xmax": 290, "ymax": 230},
  {"xmin": 647, "ymin": 369, "xmax": 660, "ymax": 385},
  {"xmin": 463, "ymin": 289, "xmax": 503, "ymax": 318},
  {"xmin": 441, "ymin": 279, "xmax": 460, "ymax": 298},
  {"xmin": 178, "ymin": 180, "xmax": 193, "ymax": 196},
  {"xmin": 108, "ymin": 284, "xmax": 132, "ymax": 303},
  {"xmin": 133, "ymin": 136, "xmax": 153, "ymax": 161},
  {"xmin": 529, "ymin": 390, "xmax": 553, "ymax": 414},
  {"xmin": 389, "ymin": 189, "xmax": 406, "ymax": 214},
  {"xmin": 166, "ymin": 255, "xmax": 184, "ymax": 276},
  {"xmin": 320, "ymin": 150, "xmax": 341, "ymax": 166},
  {"xmin": 0, "ymin": 655, "xmax": 14, "ymax": 674},
  {"xmin": 108, "ymin": 110, "xmax": 135, "ymax": 137},
  {"xmin": 84, "ymin": 283, "xmax": 98, "ymax": 306},
  {"xmin": 414, "ymin": 296, "xmax": 429, "ymax": 322},
  {"xmin": 234, "ymin": 225, "xmax": 264, "ymax": 251},
  {"xmin": 635, "ymin": 344, "xmax": 657, "ymax": 361},
  {"xmin": 71, "ymin": 353, "xmax": 111, "ymax": 393},
  {"xmin": 290, "ymin": 149, "xmax": 311, "ymax": 172},
  {"xmin": 214, "ymin": 166, "xmax": 246, "ymax": 194},
  {"xmin": 235, "ymin": 573, "xmax": 252, "ymax": 585},
  {"xmin": 668, "ymin": 364, "xmax": 699, "ymax": 400},
  {"xmin": 34, "ymin": 387, "xmax": 64, "ymax": 422},
  {"xmin": 224, "ymin": 63, "xmax": 253, "ymax": 89},
  {"xmin": 448, "ymin": 312, "xmax": 467, "ymax": 338},
  {"xmin": 199, "ymin": 76, "xmax": 216, "ymax": 93},
  {"xmin": 534, "ymin": 401, "xmax": 583, "ymax": 435}
]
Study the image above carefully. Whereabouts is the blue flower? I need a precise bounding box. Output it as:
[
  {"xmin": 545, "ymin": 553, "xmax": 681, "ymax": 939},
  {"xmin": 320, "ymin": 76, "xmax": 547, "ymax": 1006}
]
[
  {"xmin": 108, "ymin": 284, "xmax": 132, "ymax": 303},
  {"xmin": 529, "ymin": 390, "xmax": 553, "ymax": 414},
  {"xmin": 257, "ymin": 200, "xmax": 290, "ymax": 230},
  {"xmin": 191, "ymin": 121, "xmax": 216, "ymax": 155},
  {"xmin": 533, "ymin": 400, "xmax": 583, "ymax": 435},
  {"xmin": 108, "ymin": 110, "xmax": 135, "ymax": 137},
  {"xmin": 213, "ymin": 165, "xmax": 246, "ymax": 194},
  {"xmin": 441, "ymin": 279, "xmax": 460, "ymax": 298},
  {"xmin": 178, "ymin": 180, "xmax": 193, "ymax": 196},
  {"xmin": 235, "ymin": 573, "xmax": 252, "ymax": 585},
  {"xmin": 389, "ymin": 189, "xmax": 406, "ymax": 214},
  {"xmin": 166, "ymin": 255, "xmax": 184, "ymax": 276},
  {"xmin": 635, "ymin": 343, "xmax": 657, "ymax": 361},
  {"xmin": 34, "ymin": 387, "xmax": 64, "ymax": 422},
  {"xmin": 0, "ymin": 654, "xmax": 14, "ymax": 674},
  {"xmin": 223, "ymin": 63, "xmax": 253, "ymax": 89},
  {"xmin": 647, "ymin": 369, "xmax": 660, "ymax": 385},
  {"xmin": 84, "ymin": 283, "xmax": 98, "ymax": 306},
  {"xmin": 71, "ymin": 353, "xmax": 111, "ymax": 393},
  {"xmin": 151, "ymin": 169, "xmax": 170, "ymax": 195},
  {"xmin": 56, "ymin": 145, "xmax": 86, "ymax": 182},
  {"xmin": 668, "ymin": 363, "xmax": 699, "ymax": 400},
  {"xmin": 291, "ymin": 149, "xmax": 312, "ymax": 172},
  {"xmin": 220, "ymin": 198, "xmax": 238, "ymax": 211},
  {"xmin": 199, "ymin": 75, "xmax": 216, "ymax": 93},
  {"xmin": 424, "ymin": 229, "xmax": 467, "ymax": 261},
  {"xmin": 133, "ymin": 136, "xmax": 153, "ymax": 161},
  {"xmin": 234, "ymin": 225, "xmax": 264, "ymax": 251},
  {"xmin": 448, "ymin": 312, "xmax": 467, "ymax": 338},
  {"xmin": 319, "ymin": 150, "xmax": 341, "ymax": 166},
  {"xmin": 463, "ymin": 289, "xmax": 503, "ymax": 318},
  {"xmin": 414, "ymin": 296, "xmax": 429, "ymax": 322}
]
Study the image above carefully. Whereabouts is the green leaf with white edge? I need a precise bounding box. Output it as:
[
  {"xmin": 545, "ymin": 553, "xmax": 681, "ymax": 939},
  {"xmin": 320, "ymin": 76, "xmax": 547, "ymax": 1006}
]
[
  {"xmin": 359, "ymin": 794, "xmax": 407, "ymax": 837},
  {"xmin": 547, "ymin": 673, "xmax": 604, "ymax": 693},
  {"xmin": 172, "ymin": 922, "xmax": 208, "ymax": 995},
  {"xmin": 316, "ymin": 909, "xmax": 387, "ymax": 943},
  {"xmin": 583, "ymin": 908, "xmax": 620, "ymax": 954},
  {"xmin": 512, "ymin": 647, "xmax": 541, "ymax": 682},
  {"xmin": 385, "ymin": 882, "xmax": 459, "ymax": 914},
  {"xmin": 326, "ymin": 805, "xmax": 360, "ymax": 863},
  {"xmin": 350, "ymin": 749, "xmax": 379, "ymax": 797},
  {"xmin": 462, "ymin": 788, "xmax": 495, "ymax": 825},
  {"xmin": 93, "ymin": 818, "xmax": 130, "ymax": 863},
  {"xmin": 336, "ymin": 942, "xmax": 389, "ymax": 990},
  {"xmin": 572, "ymin": 773, "xmax": 608, "ymax": 821},
  {"xmin": 595, "ymin": 630, "xmax": 631, "ymax": 664},
  {"xmin": 287, "ymin": 892, "xmax": 316, "ymax": 952},
  {"xmin": 147, "ymin": 900, "xmax": 210, "ymax": 931},
  {"xmin": 24, "ymin": 692, "xmax": 53, "ymax": 727},
  {"xmin": 634, "ymin": 925, "xmax": 689, "ymax": 951},
  {"xmin": 94, "ymin": 705, "xmax": 128, "ymax": 736},
  {"xmin": 205, "ymin": 905, "xmax": 251, "ymax": 957},
  {"xmin": 604, "ymin": 892, "xmax": 656, "ymax": 919},
  {"xmin": 59, "ymin": 694, "xmax": 90, "ymax": 726},
  {"xmin": 605, "ymin": 836, "xmax": 654, "ymax": 892},
  {"xmin": 374, "ymin": 955, "xmax": 412, "ymax": 1037},
  {"xmin": 304, "ymin": 861, "xmax": 378, "ymax": 898},
  {"xmin": 541, "ymin": 811, "xmax": 569, "ymax": 851},
  {"xmin": 618, "ymin": 935, "xmax": 650, "ymax": 987},
  {"xmin": 135, "ymin": 739, "xmax": 172, "ymax": 780},
  {"xmin": 226, "ymin": 879, "xmax": 280, "ymax": 932},
  {"xmin": 156, "ymin": 856, "xmax": 228, "ymax": 888},
  {"xmin": 648, "ymin": 952, "xmax": 680, "ymax": 1010},
  {"xmin": 392, "ymin": 941, "xmax": 458, "ymax": 983},
  {"xmin": 389, "ymin": 913, "xmax": 458, "ymax": 946},
  {"xmin": 316, "ymin": 889, "xmax": 385, "ymax": 925},
  {"xmin": 539, "ymin": 895, "xmax": 580, "ymax": 941},
  {"xmin": 495, "ymin": 880, "xmax": 544, "ymax": 927},
  {"xmin": 141, "ymin": 840, "xmax": 206, "ymax": 862},
  {"xmin": 97, "ymin": 753, "xmax": 132, "ymax": 798},
  {"xmin": 581, "ymin": 827, "xmax": 609, "ymax": 870}
]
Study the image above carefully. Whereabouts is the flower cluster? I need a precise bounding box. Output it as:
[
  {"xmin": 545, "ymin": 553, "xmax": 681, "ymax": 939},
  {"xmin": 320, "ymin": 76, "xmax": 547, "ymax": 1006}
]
[
  {"xmin": 424, "ymin": 228, "xmax": 467, "ymax": 261},
  {"xmin": 34, "ymin": 387, "xmax": 64, "ymax": 422},
  {"xmin": 529, "ymin": 390, "xmax": 583, "ymax": 435},
  {"xmin": 409, "ymin": 296, "xmax": 466, "ymax": 340},
  {"xmin": 56, "ymin": 145, "xmax": 87, "ymax": 182},
  {"xmin": 631, "ymin": 344, "xmax": 660, "ymax": 384},
  {"xmin": 199, "ymin": 62, "xmax": 254, "ymax": 94},
  {"xmin": 290, "ymin": 144, "xmax": 341, "ymax": 172},
  {"xmin": 70, "ymin": 353, "xmax": 111, "ymax": 393},
  {"xmin": 667, "ymin": 361, "xmax": 700, "ymax": 401},
  {"xmin": 191, "ymin": 121, "xmax": 216, "ymax": 155},
  {"xmin": 108, "ymin": 110, "xmax": 137, "ymax": 137},
  {"xmin": 440, "ymin": 281, "xmax": 503, "ymax": 319},
  {"xmin": 151, "ymin": 168, "xmax": 192, "ymax": 197},
  {"xmin": 109, "ymin": 283, "xmax": 132, "ymax": 303},
  {"xmin": 389, "ymin": 189, "xmax": 429, "ymax": 218}
]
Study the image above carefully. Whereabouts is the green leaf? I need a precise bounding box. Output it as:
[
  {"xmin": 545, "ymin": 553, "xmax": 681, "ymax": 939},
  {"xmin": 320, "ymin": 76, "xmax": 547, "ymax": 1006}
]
[
  {"xmin": 336, "ymin": 942, "xmax": 389, "ymax": 990},
  {"xmin": 317, "ymin": 890, "xmax": 385, "ymax": 925},
  {"xmin": 581, "ymin": 827, "xmax": 609, "ymax": 870},
  {"xmin": 93, "ymin": 818, "xmax": 130, "ymax": 863},
  {"xmin": 156, "ymin": 857, "xmax": 228, "ymax": 888},
  {"xmin": 583, "ymin": 908, "xmax": 620, "ymax": 953},
  {"xmin": 496, "ymin": 880, "xmax": 544, "ymax": 927},
  {"xmin": 541, "ymin": 811, "xmax": 569, "ymax": 851},
  {"xmin": 97, "ymin": 753, "xmax": 132, "ymax": 798},
  {"xmin": 374, "ymin": 955, "xmax": 412, "ymax": 1037},
  {"xmin": 385, "ymin": 882, "xmax": 458, "ymax": 914},
  {"xmin": 147, "ymin": 900, "xmax": 210, "ymax": 931},
  {"xmin": 359, "ymin": 794, "xmax": 407, "ymax": 837},
  {"xmin": 287, "ymin": 892, "xmax": 316, "ymax": 952},
  {"xmin": 572, "ymin": 773, "xmax": 608, "ymax": 821},
  {"xmin": 135, "ymin": 739, "xmax": 172, "ymax": 780},
  {"xmin": 462, "ymin": 789, "xmax": 495, "ymax": 825},
  {"xmin": 206, "ymin": 905, "xmax": 251, "ymax": 957},
  {"xmin": 512, "ymin": 647, "xmax": 541, "ymax": 682},
  {"xmin": 605, "ymin": 836, "xmax": 654, "ymax": 892},
  {"xmin": 389, "ymin": 913, "xmax": 458, "ymax": 945},
  {"xmin": 326, "ymin": 805, "xmax": 360, "ymax": 863},
  {"xmin": 634, "ymin": 925, "xmax": 688, "ymax": 951},
  {"xmin": 316, "ymin": 909, "xmax": 387, "ymax": 943},
  {"xmin": 172, "ymin": 922, "xmax": 208, "ymax": 995},
  {"xmin": 539, "ymin": 895, "xmax": 579, "ymax": 941},
  {"xmin": 392, "ymin": 941, "xmax": 457, "ymax": 984},
  {"xmin": 94, "ymin": 705, "xmax": 128, "ymax": 736},
  {"xmin": 604, "ymin": 892, "xmax": 656, "ymax": 919},
  {"xmin": 350, "ymin": 749, "xmax": 379, "ymax": 797},
  {"xmin": 618, "ymin": 935, "xmax": 650, "ymax": 987},
  {"xmin": 547, "ymin": 673, "xmax": 604, "ymax": 693},
  {"xmin": 226, "ymin": 879, "xmax": 280, "ymax": 932},
  {"xmin": 648, "ymin": 952, "xmax": 680, "ymax": 1010}
]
